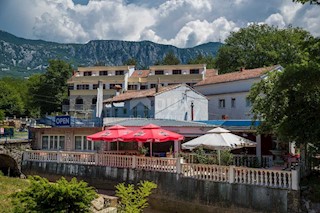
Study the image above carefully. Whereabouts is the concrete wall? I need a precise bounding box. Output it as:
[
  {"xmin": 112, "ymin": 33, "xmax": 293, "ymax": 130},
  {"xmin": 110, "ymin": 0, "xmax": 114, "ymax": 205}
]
[{"xmin": 22, "ymin": 161, "xmax": 300, "ymax": 213}]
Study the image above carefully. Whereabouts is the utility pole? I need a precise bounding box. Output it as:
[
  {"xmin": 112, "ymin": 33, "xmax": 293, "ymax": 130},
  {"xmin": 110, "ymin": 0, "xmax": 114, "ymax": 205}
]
[{"xmin": 191, "ymin": 101, "xmax": 194, "ymax": 121}]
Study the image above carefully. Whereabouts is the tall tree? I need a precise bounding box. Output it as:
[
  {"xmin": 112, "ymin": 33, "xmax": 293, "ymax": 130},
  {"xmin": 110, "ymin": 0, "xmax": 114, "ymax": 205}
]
[
  {"xmin": 215, "ymin": 24, "xmax": 312, "ymax": 73},
  {"xmin": 248, "ymin": 62, "xmax": 320, "ymax": 148},
  {"xmin": 28, "ymin": 60, "xmax": 73, "ymax": 115},
  {"xmin": 123, "ymin": 58, "xmax": 137, "ymax": 66},
  {"xmin": 0, "ymin": 81, "xmax": 24, "ymax": 116},
  {"xmin": 162, "ymin": 51, "xmax": 180, "ymax": 65},
  {"xmin": 188, "ymin": 54, "xmax": 215, "ymax": 68}
]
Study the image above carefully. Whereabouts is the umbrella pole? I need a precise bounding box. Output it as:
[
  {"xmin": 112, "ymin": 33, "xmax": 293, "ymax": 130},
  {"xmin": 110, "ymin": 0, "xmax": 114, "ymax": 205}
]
[
  {"xmin": 218, "ymin": 150, "xmax": 221, "ymax": 165},
  {"xmin": 150, "ymin": 142, "xmax": 152, "ymax": 157},
  {"xmin": 117, "ymin": 141, "xmax": 119, "ymax": 152}
]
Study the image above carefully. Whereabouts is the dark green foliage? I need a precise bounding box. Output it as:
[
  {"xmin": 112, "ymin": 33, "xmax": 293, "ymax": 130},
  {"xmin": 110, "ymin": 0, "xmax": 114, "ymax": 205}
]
[
  {"xmin": 248, "ymin": 62, "xmax": 320, "ymax": 148},
  {"xmin": 293, "ymin": 0, "xmax": 320, "ymax": 4},
  {"xmin": 0, "ymin": 110, "xmax": 4, "ymax": 121},
  {"xmin": 161, "ymin": 51, "xmax": 181, "ymax": 65},
  {"xmin": 124, "ymin": 58, "xmax": 137, "ymax": 66},
  {"xmin": 188, "ymin": 54, "xmax": 216, "ymax": 68},
  {"xmin": 12, "ymin": 176, "xmax": 97, "ymax": 213},
  {"xmin": 27, "ymin": 59, "xmax": 73, "ymax": 115},
  {"xmin": 115, "ymin": 181, "xmax": 157, "ymax": 213},
  {"xmin": 215, "ymin": 24, "xmax": 312, "ymax": 73},
  {"xmin": 0, "ymin": 80, "xmax": 24, "ymax": 116}
]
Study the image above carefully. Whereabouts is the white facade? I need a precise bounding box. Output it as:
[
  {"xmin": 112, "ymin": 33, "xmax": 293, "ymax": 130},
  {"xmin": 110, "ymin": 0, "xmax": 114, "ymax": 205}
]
[
  {"xmin": 195, "ymin": 78, "xmax": 261, "ymax": 120},
  {"xmin": 155, "ymin": 85, "xmax": 208, "ymax": 121}
]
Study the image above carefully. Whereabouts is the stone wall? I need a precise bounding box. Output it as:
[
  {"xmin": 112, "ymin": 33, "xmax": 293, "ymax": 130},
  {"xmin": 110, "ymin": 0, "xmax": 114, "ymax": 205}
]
[{"xmin": 22, "ymin": 161, "xmax": 300, "ymax": 213}]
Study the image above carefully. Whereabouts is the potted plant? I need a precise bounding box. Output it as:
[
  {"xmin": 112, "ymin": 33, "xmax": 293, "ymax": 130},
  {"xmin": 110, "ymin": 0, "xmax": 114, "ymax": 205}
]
[
  {"xmin": 166, "ymin": 146, "xmax": 173, "ymax": 158},
  {"xmin": 138, "ymin": 146, "xmax": 148, "ymax": 156}
]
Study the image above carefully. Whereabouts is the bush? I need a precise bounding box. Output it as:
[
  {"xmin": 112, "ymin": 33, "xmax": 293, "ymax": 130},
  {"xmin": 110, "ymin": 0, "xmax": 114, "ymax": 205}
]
[
  {"xmin": 220, "ymin": 150, "xmax": 234, "ymax": 166},
  {"xmin": 12, "ymin": 176, "xmax": 97, "ymax": 213},
  {"xmin": 0, "ymin": 171, "xmax": 3, "ymax": 176},
  {"xmin": 115, "ymin": 181, "xmax": 157, "ymax": 213}
]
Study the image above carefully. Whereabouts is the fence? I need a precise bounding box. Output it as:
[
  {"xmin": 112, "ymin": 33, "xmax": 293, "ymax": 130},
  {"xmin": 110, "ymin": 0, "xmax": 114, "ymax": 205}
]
[{"xmin": 23, "ymin": 150, "xmax": 299, "ymax": 190}]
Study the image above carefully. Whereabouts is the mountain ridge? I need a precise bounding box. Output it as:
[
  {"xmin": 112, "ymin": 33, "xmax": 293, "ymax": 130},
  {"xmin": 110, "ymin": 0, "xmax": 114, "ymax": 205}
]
[{"xmin": 0, "ymin": 30, "xmax": 222, "ymax": 77}]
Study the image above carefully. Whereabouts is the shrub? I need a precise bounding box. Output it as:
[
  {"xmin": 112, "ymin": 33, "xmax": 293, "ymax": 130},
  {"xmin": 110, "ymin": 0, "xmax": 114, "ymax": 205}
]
[
  {"xmin": 115, "ymin": 181, "xmax": 157, "ymax": 213},
  {"xmin": 220, "ymin": 150, "xmax": 234, "ymax": 166},
  {"xmin": 0, "ymin": 170, "xmax": 3, "ymax": 176},
  {"xmin": 12, "ymin": 176, "xmax": 97, "ymax": 213}
]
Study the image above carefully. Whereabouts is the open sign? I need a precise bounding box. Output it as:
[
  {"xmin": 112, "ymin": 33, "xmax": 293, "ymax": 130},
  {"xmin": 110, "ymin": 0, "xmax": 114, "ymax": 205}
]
[{"xmin": 55, "ymin": 116, "xmax": 71, "ymax": 126}]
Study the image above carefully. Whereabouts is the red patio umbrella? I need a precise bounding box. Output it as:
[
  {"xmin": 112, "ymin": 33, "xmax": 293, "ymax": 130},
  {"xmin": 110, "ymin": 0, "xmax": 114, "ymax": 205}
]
[
  {"xmin": 119, "ymin": 124, "xmax": 184, "ymax": 156},
  {"xmin": 86, "ymin": 125, "xmax": 132, "ymax": 151}
]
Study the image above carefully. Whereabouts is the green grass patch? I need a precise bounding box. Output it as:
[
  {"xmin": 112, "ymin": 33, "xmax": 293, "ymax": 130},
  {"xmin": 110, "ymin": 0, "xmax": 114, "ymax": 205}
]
[{"xmin": 0, "ymin": 176, "xmax": 29, "ymax": 213}]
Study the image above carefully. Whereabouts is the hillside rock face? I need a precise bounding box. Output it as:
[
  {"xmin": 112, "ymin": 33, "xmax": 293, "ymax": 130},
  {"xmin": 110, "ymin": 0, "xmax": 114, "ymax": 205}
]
[{"xmin": 0, "ymin": 30, "xmax": 222, "ymax": 77}]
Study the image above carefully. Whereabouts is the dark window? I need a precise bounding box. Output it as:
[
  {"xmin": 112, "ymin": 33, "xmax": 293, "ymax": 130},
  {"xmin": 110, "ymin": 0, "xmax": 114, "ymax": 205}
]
[
  {"xmin": 99, "ymin": 71, "xmax": 108, "ymax": 76},
  {"xmin": 68, "ymin": 85, "xmax": 74, "ymax": 90},
  {"xmin": 219, "ymin": 99, "xmax": 225, "ymax": 108},
  {"xmin": 128, "ymin": 85, "xmax": 138, "ymax": 90},
  {"xmin": 115, "ymin": 108, "xmax": 119, "ymax": 117},
  {"xmin": 123, "ymin": 108, "xmax": 127, "ymax": 114},
  {"xmin": 77, "ymin": 84, "xmax": 89, "ymax": 90},
  {"xmin": 84, "ymin": 71, "xmax": 92, "ymax": 76},
  {"xmin": 231, "ymin": 98, "xmax": 236, "ymax": 108},
  {"xmin": 109, "ymin": 84, "xmax": 116, "ymax": 89},
  {"xmin": 173, "ymin": 70, "xmax": 181, "ymax": 75},
  {"xmin": 144, "ymin": 106, "xmax": 149, "ymax": 118},
  {"xmin": 140, "ymin": 85, "xmax": 148, "ymax": 90},
  {"xmin": 75, "ymin": 98, "xmax": 83, "ymax": 104},
  {"xmin": 92, "ymin": 97, "xmax": 97, "ymax": 104},
  {"xmin": 155, "ymin": 70, "xmax": 164, "ymax": 75},
  {"xmin": 115, "ymin": 70, "xmax": 124, "ymax": 75},
  {"xmin": 190, "ymin": 69, "xmax": 199, "ymax": 74},
  {"xmin": 93, "ymin": 84, "xmax": 98, "ymax": 89},
  {"xmin": 133, "ymin": 106, "xmax": 138, "ymax": 117},
  {"xmin": 150, "ymin": 84, "xmax": 156, "ymax": 88}
]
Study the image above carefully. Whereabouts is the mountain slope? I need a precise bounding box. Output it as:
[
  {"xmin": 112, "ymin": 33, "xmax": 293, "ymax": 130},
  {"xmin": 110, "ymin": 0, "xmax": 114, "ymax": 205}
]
[{"xmin": 0, "ymin": 30, "xmax": 222, "ymax": 77}]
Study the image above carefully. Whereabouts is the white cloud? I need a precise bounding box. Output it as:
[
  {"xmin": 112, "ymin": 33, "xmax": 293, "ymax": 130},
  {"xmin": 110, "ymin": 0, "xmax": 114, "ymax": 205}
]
[
  {"xmin": 0, "ymin": 0, "xmax": 319, "ymax": 48},
  {"xmin": 265, "ymin": 13, "xmax": 286, "ymax": 28}
]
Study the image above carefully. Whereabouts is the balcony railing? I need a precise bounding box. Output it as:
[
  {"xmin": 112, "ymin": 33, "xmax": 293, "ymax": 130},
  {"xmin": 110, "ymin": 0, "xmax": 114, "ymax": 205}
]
[
  {"xmin": 74, "ymin": 104, "xmax": 84, "ymax": 111},
  {"xmin": 23, "ymin": 150, "xmax": 299, "ymax": 190}
]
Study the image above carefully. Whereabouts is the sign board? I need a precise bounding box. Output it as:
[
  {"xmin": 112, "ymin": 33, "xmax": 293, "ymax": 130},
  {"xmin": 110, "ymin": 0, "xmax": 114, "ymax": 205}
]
[{"xmin": 55, "ymin": 116, "xmax": 71, "ymax": 127}]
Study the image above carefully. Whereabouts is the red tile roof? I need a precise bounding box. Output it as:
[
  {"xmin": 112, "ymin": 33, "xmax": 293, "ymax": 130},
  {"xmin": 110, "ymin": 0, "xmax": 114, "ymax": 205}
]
[
  {"xmin": 205, "ymin": 69, "xmax": 218, "ymax": 78},
  {"xmin": 104, "ymin": 84, "xmax": 181, "ymax": 103},
  {"xmin": 195, "ymin": 65, "xmax": 278, "ymax": 86},
  {"xmin": 130, "ymin": 70, "xmax": 150, "ymax": 78}
]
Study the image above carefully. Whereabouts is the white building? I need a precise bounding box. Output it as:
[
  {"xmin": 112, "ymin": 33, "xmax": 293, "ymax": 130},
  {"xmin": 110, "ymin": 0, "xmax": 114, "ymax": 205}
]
[
  {"xmin": 103, "ymin": 84, "xmax": 208, "ymax": 121},
  {"xmin": 194, "ymin": 65, "xmax": 283, "ymax": 120}
]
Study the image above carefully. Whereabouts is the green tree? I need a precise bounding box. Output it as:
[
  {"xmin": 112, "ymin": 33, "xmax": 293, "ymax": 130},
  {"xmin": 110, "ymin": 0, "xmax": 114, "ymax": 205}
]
[
  {"xmin": 28, "ymin": 60, "xmax": 73, "ymax": 115},
  {"xmin": 124, "ymin": 58, "xmax": 137, "ymax": 66},
  {"xmin": 161, "ymin": 51, "xmax": 180, "ymax": 65},
  {"xmin": 0, "ymin": 81, "xmax": 24, "ymax": 116},
  {"xmin": 215, "ymin": 24, "xmax": 312, "ymax": 73},
  {"xmin": 0, "ymin": 110, "xmax": 5, "ymax": 121},
  {"xmin": 188, "ymin": 54, "xmax": 216, "ymax": 68},
  {"xmin": 248, "ymin": 62, "xmax": 320, "ymax": 148},
  {"xmin": 293, "ymin": 0, "xmax": 320, "ymax": 4},
  {"xmin": 13, "ymin": 176, "xmax": 97, "ymax": 213},
  {"xmin": 115, "ymin": 181, "xmax": 157, "ymax": 213}
]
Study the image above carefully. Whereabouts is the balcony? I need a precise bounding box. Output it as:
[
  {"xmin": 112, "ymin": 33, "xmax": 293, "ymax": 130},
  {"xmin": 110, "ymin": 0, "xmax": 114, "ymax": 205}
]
[{"xmin": 74, "ymin": 104, "xmax": 84, "ymax": 111}]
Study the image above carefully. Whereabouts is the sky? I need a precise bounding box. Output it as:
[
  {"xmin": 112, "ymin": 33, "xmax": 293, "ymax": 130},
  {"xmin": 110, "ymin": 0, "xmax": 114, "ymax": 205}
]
[{"xmin": 0, "ymin": 0, "xmax": 319, "ymax": 48}]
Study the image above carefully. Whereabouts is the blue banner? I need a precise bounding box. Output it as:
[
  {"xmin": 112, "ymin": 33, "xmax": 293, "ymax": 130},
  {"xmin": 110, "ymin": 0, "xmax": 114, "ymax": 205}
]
[{"xmin": 55, "ymin": 116, "xmax": 71, "ymax": 126}]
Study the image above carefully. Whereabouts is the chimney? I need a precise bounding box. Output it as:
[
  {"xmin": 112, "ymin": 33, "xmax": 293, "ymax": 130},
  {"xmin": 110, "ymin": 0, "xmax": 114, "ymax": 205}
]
[
  {"xmin": 155, "ymin": 78, "xmax": 161, "ymax": 93},
  {"xmin": 240, "ymin": 67, "xmax": 245, "ymax": 72}
]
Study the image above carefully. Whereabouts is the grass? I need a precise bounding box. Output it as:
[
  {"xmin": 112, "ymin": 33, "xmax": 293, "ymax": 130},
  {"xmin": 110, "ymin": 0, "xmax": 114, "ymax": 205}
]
[{"xmin": 0, "ymin": 175, "xmax": 29, "ymax": 213}]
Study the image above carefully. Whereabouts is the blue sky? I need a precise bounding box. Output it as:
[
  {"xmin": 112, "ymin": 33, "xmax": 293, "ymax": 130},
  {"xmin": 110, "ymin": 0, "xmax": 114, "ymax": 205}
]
[{"xmin": 0, "ymin": 0, "xmax": 319, "ymax": 48}]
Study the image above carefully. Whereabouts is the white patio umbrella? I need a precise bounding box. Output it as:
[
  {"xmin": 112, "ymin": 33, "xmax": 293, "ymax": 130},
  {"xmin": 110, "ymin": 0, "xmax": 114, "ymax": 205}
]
[{"xmin": 181, "ymin": 127, "xmax": 256, "ymax": 164}]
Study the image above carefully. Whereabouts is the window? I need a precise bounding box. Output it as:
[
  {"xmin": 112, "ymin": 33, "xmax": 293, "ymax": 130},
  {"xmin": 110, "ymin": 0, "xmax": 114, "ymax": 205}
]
[
  {"xmin": 68, "ymin": 85, "xmax": 74, "ymax": 90},
  {"xmin": 190, "ymin": 69, "xmax": 199, "ymax": 74},
  {"xmin": 41, "ymin": 135, "xmax": 65, "ymax": 150},
  {"xmin": 76, "ymin": 84, "xmax": 89, "ymax": 90},
  {"xmin": 109, "ymin": 84, "xmax": 116, "ymax": 89},
  {"xmin": 99, "ymin": 71, "xmax": 108, "ymax": 76},
  {"xmin": 133, "ymin": 106, "xmax": 138, "ymax": 117},
  {"xmin": 144, "ymin": 106, "xmax": 149, "ymax": 118},
  {"xmin": 155, "ymin": 70, "xmax": 164, "ymax": 75},
  {"xmin": 231, "ymin": 98, "xmax": 236, "ymax": 108},
  {"xmin": 114, "ymin": 108, "xmax": 119, "ymax": 117},
  {"xmin": 74, "ymin": 136, "xmax": 96, "ymax": 151},
  {"xmin": 123, "ymin": 108, "xmax": 127, "ymax": 114},
  {"xmin": 173, "ymin": 70, "xmax": 181, "ymax": 75},
  {"xmin": 92, "ymin": 97, "xmax": 97, "ymax": 105},
  {"xmin": 140, "ymin": 85, "xmax": 148, "ymax": 90},
  {"xmin": 84, "ymin": 71, "xmax": 92, "ymax": 76},
  {"xmin": 246, "ymin": 98, "xmax": 252, "ymax": 107},
  {"xmin": 115, "ymin": 70, "xmax": 124, "ymax": 75},
  {"xmin": 219, "ymin": 99, "xmax": 225, "ymax": 108},
  {"xmin": 75, "ymin": 97, "xmax": 83, "ymax": 105},
  {"xmin": 128, "ymin": 85, "xmax": 138, "ymax": 90},
  {"xmin": 150, "ymin": 84, "xmax": 156, "ymax": 88},
  {"xmin": 93, "ymin": 84, "xmax": 98, "ymax": 89}
]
